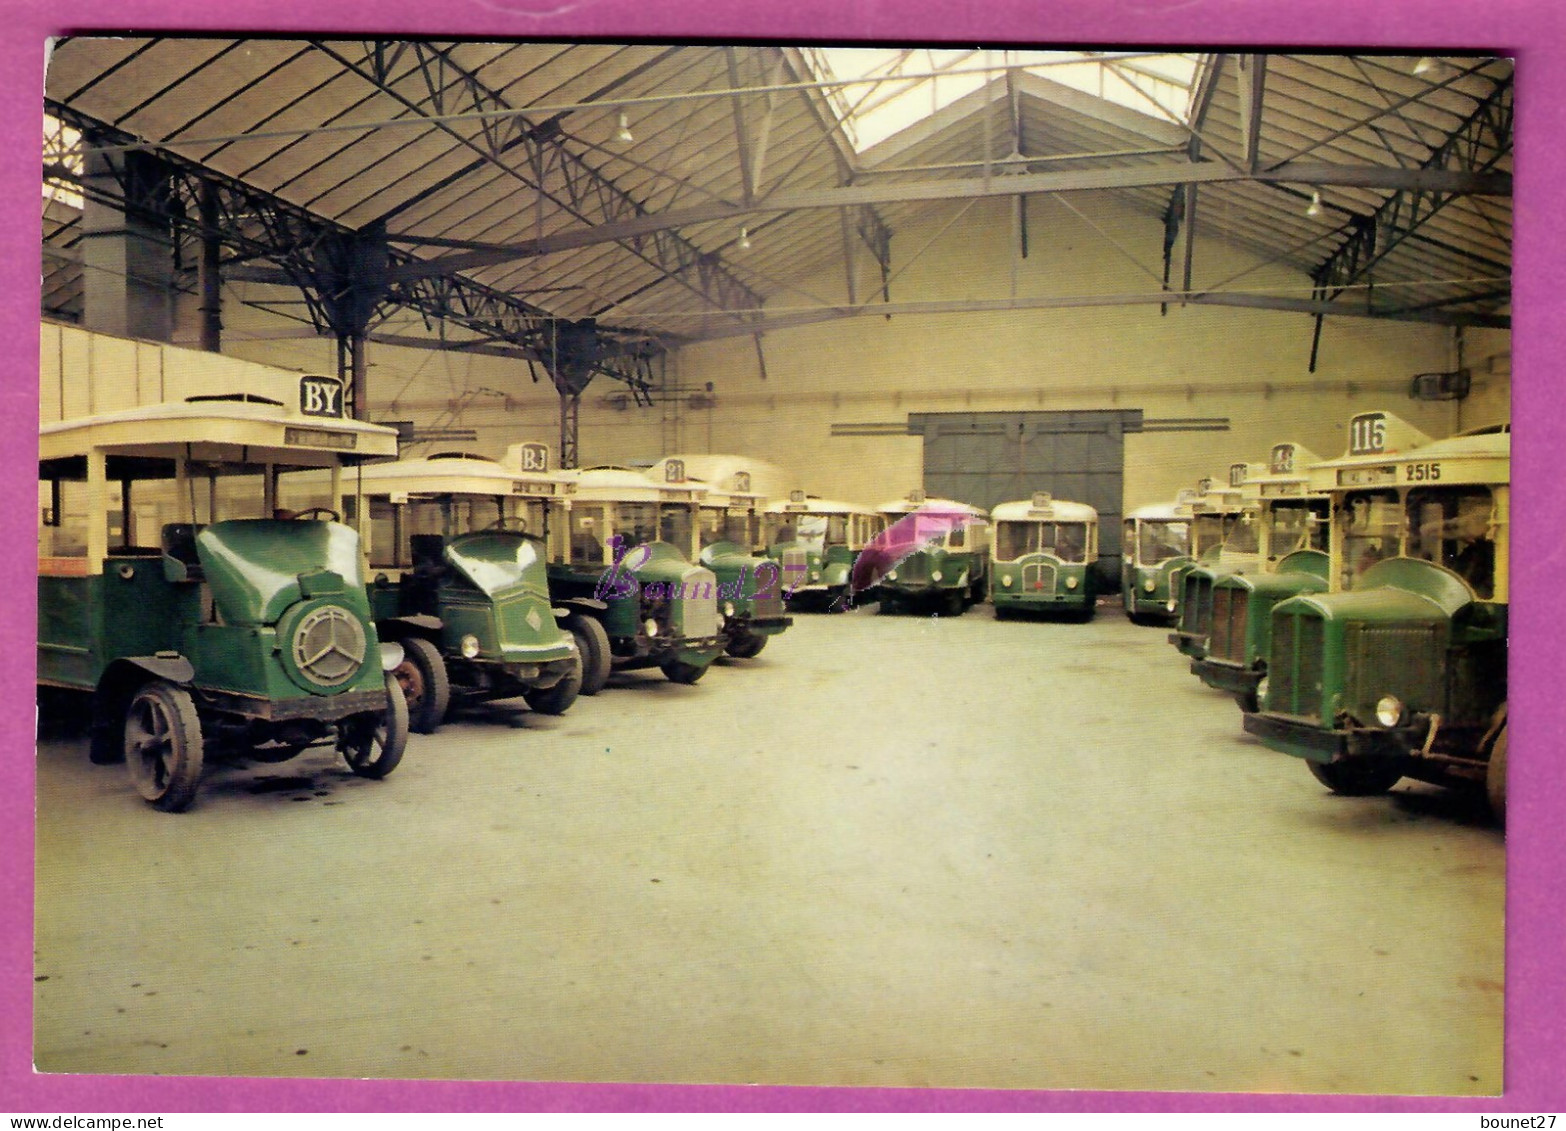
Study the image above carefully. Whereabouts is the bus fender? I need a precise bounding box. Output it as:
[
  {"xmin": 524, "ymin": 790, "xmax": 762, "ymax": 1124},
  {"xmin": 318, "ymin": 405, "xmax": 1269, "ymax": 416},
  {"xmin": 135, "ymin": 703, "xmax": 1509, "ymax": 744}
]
[
  {"xmin": 88, "ymin": 655, "xmax": 195, "ymax": 764},
  {"xmin": 555, "ymin": 597, "xmax": 608, "ymax": 619}
]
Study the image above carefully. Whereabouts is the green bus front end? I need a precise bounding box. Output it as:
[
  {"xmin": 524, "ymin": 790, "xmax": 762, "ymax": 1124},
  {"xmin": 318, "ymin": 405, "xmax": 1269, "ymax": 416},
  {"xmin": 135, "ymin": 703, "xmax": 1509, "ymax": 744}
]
[
  {"xmin": 699, "ymin": 541, "xmax": 792, "ymax": 658},
  {"xmin": 1190, "ymin": 553, "xmax": 1328, "ymax": 709}
]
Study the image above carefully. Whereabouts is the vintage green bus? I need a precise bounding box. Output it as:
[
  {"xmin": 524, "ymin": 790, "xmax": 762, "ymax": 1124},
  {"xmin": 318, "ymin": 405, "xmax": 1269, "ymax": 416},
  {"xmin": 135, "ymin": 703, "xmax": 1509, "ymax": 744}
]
[
  {"xmin": 874, "ymin": 492, "xmax": 990, "ymax": 616},
  {"xmin": 1120, "ymin": 493, "xmax": 1196, "ymax": 623},
  {"xmin": 1187, "ymin": 444, "xmax": 1331, "ymax": 707},
  {"xmin": 1242, "ymin": 412, "xmax": 1509, "ymax": 818},
  {"xmin": 988, "ymin": 493, "xmax": 1099, "ymax": 619},
  {"xmin": 762, "ymin": 492, "xmax": 886, "ymax": 612},
  {"xmin": 646, "ymin": 456, "xmax": 793, "ymax": 659},
  {"xmin": 340, "ymin": 447, "xmax": 582, "ymax": 732},
  {"xmin": 1170, "ymin": 453, "xmax": 1329, "ymax": 661},
  {"xmin": 547, "ymin": 466, "xmax": 727, "ymax": 686},
  {"xmin": 1165, "ymin": 471, "xmax": 1247, "ymax": 625},
  {"xmin": 38, "ymin": 377, "xmax": 406, "ymax": 811}
]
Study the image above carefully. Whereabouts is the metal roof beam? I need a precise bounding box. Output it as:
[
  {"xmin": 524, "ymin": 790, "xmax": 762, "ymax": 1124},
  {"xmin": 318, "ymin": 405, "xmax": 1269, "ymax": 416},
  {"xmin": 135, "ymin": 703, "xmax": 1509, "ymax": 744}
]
[
  {"xmin": 390, "ymin": 158, "xmax": 1510, "ymax": 278},
  {"xmin": 1311, "ymin": 74, "xmax": 1512, "ymax": 304},
  {"xmin": 322, "ymin": 40, "xmax": 765, "ymax": 329}
]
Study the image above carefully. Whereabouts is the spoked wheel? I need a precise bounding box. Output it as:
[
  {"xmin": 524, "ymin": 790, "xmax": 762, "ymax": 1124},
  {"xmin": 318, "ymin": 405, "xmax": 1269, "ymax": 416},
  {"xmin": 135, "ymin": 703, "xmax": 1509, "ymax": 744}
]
[
  {"xmin": 1307, "ymin": 757, "xmax": 1402, "ymax": 797},
  {"xmin": 660, "ymin": 659, "xmax": 708, "ymax": 685},
  {"xmin": 123, "ymin": 681, "xmax": 204, "ymax": 812},
  {"xmin": 1486, "ymin": 719, "xmax": 1507, "ymax": 824},
  {"xmin": 339, "ymin": 674, "xmax": 408, "ymax": 779},
  {"xmin": 566, "ymin": 614, "xmax": 611, "ymax": 697},
  {"xmin": 392, "ymin": 636, "xmax": 450, "ymax": 735},
  {"xmin": 724, "ymin": 631, "xmax": 767, "ymax": 659},
  {"xmin": 524, "ymin": 659, "xmax": 582, "ymax": 716}
]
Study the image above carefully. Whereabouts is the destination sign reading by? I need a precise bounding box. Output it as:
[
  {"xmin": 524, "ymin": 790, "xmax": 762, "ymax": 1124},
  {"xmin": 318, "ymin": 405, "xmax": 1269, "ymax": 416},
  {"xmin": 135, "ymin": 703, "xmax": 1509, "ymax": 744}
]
[{"xmin": 299, "ymin": 375, "xmax": 346, "ymax": 419}]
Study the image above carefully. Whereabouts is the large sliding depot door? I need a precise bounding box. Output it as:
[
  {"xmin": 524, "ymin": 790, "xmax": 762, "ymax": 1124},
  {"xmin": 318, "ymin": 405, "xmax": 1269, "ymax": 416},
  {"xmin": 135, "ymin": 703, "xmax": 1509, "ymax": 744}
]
[{"xmin": 910, "ymin": 410, "xmax": 1142, "ymax": 587}]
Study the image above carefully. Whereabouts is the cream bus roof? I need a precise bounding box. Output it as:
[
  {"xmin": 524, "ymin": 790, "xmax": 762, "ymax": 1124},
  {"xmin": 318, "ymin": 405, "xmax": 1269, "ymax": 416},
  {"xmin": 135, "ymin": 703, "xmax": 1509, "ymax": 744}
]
[
  {"xmin": 990, "ymin": 497, "xmax": 1098, "ymax": 523},
  {"xmin": 353, "ymin": 452, "xmax": 568, "ymax": 498},
  {"xmin": 1309, "ymin": 415, "xmax": 1508, "ymax": 491},
  {"xmin": 877, "ymin": 495, "xmax": 987, "ymax": 517},
  {"xmin": 565, "ymin": 466, "xmax": 708, "ymax": 503},
  {"xmin": 644, "ymin": 461, "xmax": 765, "ymax": 509},
  {"xmin": 1243, "ymin": 443, "xmax": 1325, "ymax": 498},
  {"xmin": 645, "ymin": 454, "xmax": 789, "ymax": 502},
  {"xmin": 1126, "ymin": 500, "xmax": 1195, "ymax": 521},
  {"xmin": 37, "ymin": 395, "xmax": 399, "ymax": 467},
  {"xmin": 763, "ymin": 494, "xmax": 879, "ymax": 517},
  {"xmin": 1192, "ymin": 474, "xmax": 1245, "ymax": 513}
]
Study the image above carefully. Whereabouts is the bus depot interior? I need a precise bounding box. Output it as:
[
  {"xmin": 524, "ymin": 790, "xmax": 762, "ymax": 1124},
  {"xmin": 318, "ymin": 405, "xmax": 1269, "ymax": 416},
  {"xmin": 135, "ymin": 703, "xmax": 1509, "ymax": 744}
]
[{"xmin": 30, "ymin": 43, "xmax": 1521, "ymax": 1103}]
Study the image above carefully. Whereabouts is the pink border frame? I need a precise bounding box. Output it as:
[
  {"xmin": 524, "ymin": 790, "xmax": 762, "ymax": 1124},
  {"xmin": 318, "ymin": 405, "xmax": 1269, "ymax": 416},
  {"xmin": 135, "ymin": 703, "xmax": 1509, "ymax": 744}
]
[{"xmin": 6, "ymin": 2, "xmax": 1561, "ymax": 1113}]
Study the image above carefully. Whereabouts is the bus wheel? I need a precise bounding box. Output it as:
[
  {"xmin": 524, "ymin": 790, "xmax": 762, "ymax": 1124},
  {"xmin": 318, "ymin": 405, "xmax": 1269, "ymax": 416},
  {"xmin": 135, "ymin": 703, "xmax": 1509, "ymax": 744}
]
[
  {"xmin": 1486, "ymin": 721, "xmax": 1507, "ymax": 824},
  {"xmin": 567, "ymin": 615, "xmax": 611, "ymax": 697},
  {"xmin": 393, "ymin": 636, "xmax": 449, "ymax": 735},
  {"xmin": 524, "ymin": 664, "xmax": 582, "ymax": 716},
  {"xmin": 123, "ymin": 681, "xmax": 204, "ymax": 812},
  {"xmin": 944, "ymin": 590, "xmax": 965, "ymax": 617},
  {"xmin": 340, "ymin": 674, "xmax": 408, "ymax": 779},
  {"xmin": 725, "ymin": 632, "xmax": 767, "ymax": 659},
  {"xmin": 660, "ymin": 659, "xmax": 708, "ymax": 684},
  {"xmin": 1308, "ymin": 757, "xmax": 1401, "ymax": 797}
]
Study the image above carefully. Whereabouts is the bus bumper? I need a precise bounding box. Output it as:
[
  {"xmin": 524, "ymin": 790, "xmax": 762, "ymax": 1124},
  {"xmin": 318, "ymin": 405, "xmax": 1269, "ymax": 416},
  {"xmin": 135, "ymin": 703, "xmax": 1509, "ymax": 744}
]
[
  {"xmin": 1168, "ymin": 629, "xmax": 1206, "ymax": 657},
  {"xmin": 1242, "ymin": 711, "xmax": 1421, "ymax": 765}
]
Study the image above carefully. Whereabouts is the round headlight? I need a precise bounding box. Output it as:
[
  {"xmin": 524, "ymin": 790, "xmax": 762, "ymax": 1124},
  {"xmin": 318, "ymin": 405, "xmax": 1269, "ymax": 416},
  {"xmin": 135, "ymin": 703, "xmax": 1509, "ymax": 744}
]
[
  {"xmin": 1165, "ymin": 598, "xmax": 1176, "ymax": 612},
  {"xmin": 1065, "ymin": 576, "xmax": 1079, "ymax": 590},
  {"xmin": 724, "ymin": 602, "xmax": 736, "ymax": 618},
  {"xmin": 810, "ymin": 569, "xmax": 820, "ymax": 580},
  {"xmin": 644, "ymin": 618, "xmax": 660, "ymax": 637},
  {"xmin": 1375, "ymin": 696, "xmax": 1405, "ymax": 728},
  {"xmin": 886, "ymin": 570, "xmax": 898, "ymax": 581},
  {"xmin": 932, "ymin": 570, "xmax": 944, "ymax": 582},
  {"xmin": 1256, "ymin": 676, "xmax": 1269, "ymax": 709},
  {"xmin": 1001, "ymin": 573, "xmax": 1013, "ymax": 587},
  {"xmin": 460, "ymin": 634, "xmax": 481, "ymax": 659},
  {"xmin": 1143, "ymin": 578, "xmax": 1156, "ymax": 593}
]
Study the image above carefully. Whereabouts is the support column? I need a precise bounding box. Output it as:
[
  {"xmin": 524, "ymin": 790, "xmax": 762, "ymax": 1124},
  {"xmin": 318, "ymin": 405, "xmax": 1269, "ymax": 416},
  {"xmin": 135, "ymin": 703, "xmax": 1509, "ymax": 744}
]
[
  {"xmin": 197, "ymin": 180, "xmax": 223, "ymax": 352},
  {"xmin": 79, "ymin": 139, "xmax": 176, "ymax": 342}
]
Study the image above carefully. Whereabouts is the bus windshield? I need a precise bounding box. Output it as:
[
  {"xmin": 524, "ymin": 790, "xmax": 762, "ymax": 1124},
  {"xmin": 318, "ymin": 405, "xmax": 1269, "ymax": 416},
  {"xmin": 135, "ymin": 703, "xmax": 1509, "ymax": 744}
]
[
  {"xmin": 1337, "ymin": 490, "xmax": 1400, "ymax": 590},
  {"xmin": 995, "ymin": 521, "xmax": 1089, "ymax": 563},
  {"xmin": 1264, "ymin": 499, "xmax": 1327, "ymax": 558},
  {"xmin": 1192, "ymin": 513, "xmax": 1233, "ymax": 556},
  {"xmin": 1406, "ymin": 487, "xmax": 1497, "ymax": 598},
  {"xmin": 1223, "ymin": 512, "xmax": 1260, "ymax": 555},
  {"xmin": 1137, "ymin": 520, "xmax": 1189, "ymax": 565},
  {"xmin": 700, "ymin": 507, "xmax": 758, "ymax": 549}
]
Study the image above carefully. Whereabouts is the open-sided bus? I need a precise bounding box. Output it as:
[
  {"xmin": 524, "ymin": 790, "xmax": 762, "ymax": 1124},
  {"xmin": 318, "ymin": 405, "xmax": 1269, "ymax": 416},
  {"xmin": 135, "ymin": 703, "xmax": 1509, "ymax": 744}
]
[
  {"xmin": 1241, "ymin": 412, "xmax": 1509, "ymax": 818},
  {"xmin": 548, "ymin": 466, "xmax": 727, "ymax": 685},
  {"xmin": 646, "ymin": 457, "xmax": 792, "ymax": 659},
  {"xmin": 762, "ymin": 492, "xmax": 885, "ymax": 612},
  {"xmin": 1187, "ymin": 444, "xmax": 1331, "ymax": 707},
  {"xmin": 988, "ymin": 492, "xmax": 1099, "ymax": 619},
  {"xmin": 874, "ymin": 492, "xmax": 990, "ymax": 616},
  {"xmin": 1120, "ymin": 493, "xmax": 1196, "ymax": 623},
  {"xmin": 344, "ymin": 448, "xmax": 581, "ymax": 733},
  {"xmin": 38, "ymin": 376, "xmax": 406, "ymax": 811}
]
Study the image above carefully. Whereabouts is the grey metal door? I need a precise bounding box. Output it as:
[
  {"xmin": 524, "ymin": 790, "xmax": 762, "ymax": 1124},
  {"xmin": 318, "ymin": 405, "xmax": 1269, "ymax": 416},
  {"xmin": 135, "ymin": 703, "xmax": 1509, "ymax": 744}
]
[{"xmin": 911, "ymin": 410, "xmax": 1141, "ymax": 587}]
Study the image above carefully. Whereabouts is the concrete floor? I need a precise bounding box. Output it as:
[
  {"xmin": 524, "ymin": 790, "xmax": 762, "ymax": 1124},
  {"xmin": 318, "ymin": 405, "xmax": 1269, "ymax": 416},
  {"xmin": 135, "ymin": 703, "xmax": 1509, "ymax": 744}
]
[{"xmin": 33, "ymin": 603, "xmax": 1504, "ymax": 1094}]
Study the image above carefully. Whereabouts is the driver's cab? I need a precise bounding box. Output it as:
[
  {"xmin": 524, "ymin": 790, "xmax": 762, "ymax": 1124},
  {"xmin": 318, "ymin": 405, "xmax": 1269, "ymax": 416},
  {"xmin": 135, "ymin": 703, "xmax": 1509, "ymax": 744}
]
[{"xmin": 762, "ymin": 491, "xmax": 885, "ymax": 610}]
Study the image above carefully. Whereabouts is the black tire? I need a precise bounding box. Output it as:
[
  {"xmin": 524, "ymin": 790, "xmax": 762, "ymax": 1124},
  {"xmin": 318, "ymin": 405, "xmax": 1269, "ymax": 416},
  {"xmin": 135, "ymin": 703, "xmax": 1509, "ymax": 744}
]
[
  {"xmin": 943, "ymin": 589, "xmax": 965, "ymax": 617},
  {"xmin": 123, "ymin": 681, "xmax": 205, "ymax": 812},
  {"xmin": 524, "ymin": 662, "xmax": 582, "ymax": 716},
  {"xmin": 993, "ymin": 605, "xmax": 1012, "ymax": 621},
  {"xmin": 660, "ymin": 659, "xmax": 708, "ymax": 684},
  {"xmin": 392, "ymin": 636, "xmax": 450, "ymax": 735},
  {"xmin": 1307, "ymin": 757, "xmax": 1402, "ymax": 797},
  {"xmin": 1486, "ymin": 721, "xmax": 1507, "ymax": 824},
  {"xmin": 725, "ymin": 631, "xmax": 767, "ymax": 659},
  {"xmin": 567, "ymin": 614, "xmax": 612, "ymax": 697},
  {"xmin": 340, "ymin": 673, "xmax": 408, "ymax": 779}
]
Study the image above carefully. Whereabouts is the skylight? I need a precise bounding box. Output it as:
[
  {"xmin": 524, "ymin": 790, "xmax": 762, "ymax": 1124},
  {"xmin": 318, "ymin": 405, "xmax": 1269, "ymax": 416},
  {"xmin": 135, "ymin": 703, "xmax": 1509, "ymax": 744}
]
[{"xmin": 804, "ymin": 48, "xmax": 1201, "ymax": 155}]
